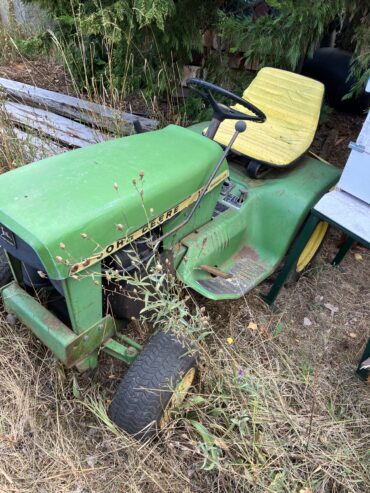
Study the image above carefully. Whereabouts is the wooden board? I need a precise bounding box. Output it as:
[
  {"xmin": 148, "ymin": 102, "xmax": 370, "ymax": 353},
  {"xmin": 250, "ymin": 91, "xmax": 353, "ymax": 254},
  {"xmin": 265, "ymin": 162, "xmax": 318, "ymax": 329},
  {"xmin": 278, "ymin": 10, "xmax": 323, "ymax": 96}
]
[
  {"xmin": 0, "ymin": 126, "xmax": 65, "ymax": 162},
  {"xmin": 0, "ymin": 77, "xmax": 158, "ymax": 133},
  {"xmin": 1, "ymin": 101, "xmax": 108, "ymax": 147},
  {"xmin": 12, "ymin": 128, "xmax": 66, "ymax": 159},
  {"xmin": 357, "ymin": 109, "xmax": 370, "ymax": 153}
]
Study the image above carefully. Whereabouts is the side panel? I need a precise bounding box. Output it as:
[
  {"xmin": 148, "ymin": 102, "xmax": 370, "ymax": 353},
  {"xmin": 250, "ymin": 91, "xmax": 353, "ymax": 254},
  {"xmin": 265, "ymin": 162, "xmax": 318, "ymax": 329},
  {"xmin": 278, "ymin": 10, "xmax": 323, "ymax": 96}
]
[
  {"xmin": 61, "ymin": 264, "xmax": 103, "ymax": 334},
  {"xmin": 162, "ymin": 164, "xmax": 228, "ymax": 249},
  {"xmin": 177, "ymin": 156, "xmax": 341, "ymax": 300}
]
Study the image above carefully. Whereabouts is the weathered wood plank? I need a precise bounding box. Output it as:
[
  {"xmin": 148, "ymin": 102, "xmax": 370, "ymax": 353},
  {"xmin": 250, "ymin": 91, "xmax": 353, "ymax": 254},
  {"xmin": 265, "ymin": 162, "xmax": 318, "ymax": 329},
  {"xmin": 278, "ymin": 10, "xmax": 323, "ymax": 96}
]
[
  {"xmin": 12, "ymin": 128, "xmax": 66, "ymax": 158},
  {"xmin": 0, "ymin": 77, "xmax": 158, "ymax": 133},
  {"xmin": 1, "ymin": 101, "xmax": 108, "ymax": 148},
  {"xmin": 0, "ymin": 126, "xmax": 66, "ymax": 162}
]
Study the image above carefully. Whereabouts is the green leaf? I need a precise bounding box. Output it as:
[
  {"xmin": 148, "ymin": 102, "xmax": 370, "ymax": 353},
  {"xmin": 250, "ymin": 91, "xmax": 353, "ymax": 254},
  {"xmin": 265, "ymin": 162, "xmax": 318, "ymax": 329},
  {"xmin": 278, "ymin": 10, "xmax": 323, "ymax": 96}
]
[
  {"xmin": 186, "ymin": 395, "xmax": 208, "ymax": 406},
  {"xmin": 72, "ymin": 375, "xmax": 81, "ymax": 399},
  {"xmin": 273, "ymin": 323, "xmax": 284, "ymax": 337},
  {"xmin": 189, "ymin": 419, "xmax": 215, "ymax": 445}
]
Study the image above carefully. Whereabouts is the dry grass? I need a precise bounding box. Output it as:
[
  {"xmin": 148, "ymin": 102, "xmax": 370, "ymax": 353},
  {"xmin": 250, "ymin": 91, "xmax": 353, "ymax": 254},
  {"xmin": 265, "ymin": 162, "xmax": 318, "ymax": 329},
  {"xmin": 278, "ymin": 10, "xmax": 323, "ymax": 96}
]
[
  {"xmin": 195, "ymin": 236, "xmax": 370, "ymax": 491},
  {"xmin": 0, "ymin": 321, "xmax": 191, "ymax": 492},
  {"xmin": 0, "ymin": 231, "xmax": 369, "ymax": 492}
]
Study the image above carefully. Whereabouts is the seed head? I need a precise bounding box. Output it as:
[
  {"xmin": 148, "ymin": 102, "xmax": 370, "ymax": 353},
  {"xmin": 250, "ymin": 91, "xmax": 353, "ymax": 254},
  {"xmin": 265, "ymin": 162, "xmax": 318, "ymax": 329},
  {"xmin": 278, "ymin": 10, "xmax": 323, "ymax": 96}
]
[
  {"xmin": 59, "ymin": 242, "xmax": 65, "ymax": 250},
  {"xmin": 132, "ymin": 178, "xmax": 137, "ymax": 186},
  {"xmin": 55, "ymin": 256, "xmax": 63, "ymax": 263},
  {"xmin": 81, "ymin": 233, "xmax": 88, "ymax": 239},
  {"xmin": 139, "ymin": 170, "xmax": 145, "ymax": 178},
  {"xmin": 116, "ymin": 223, "xmax": 124, "ymax": 231},
  {"xmin": 113, "ymin": 182, "xmax": 119, "ymax": 191}
]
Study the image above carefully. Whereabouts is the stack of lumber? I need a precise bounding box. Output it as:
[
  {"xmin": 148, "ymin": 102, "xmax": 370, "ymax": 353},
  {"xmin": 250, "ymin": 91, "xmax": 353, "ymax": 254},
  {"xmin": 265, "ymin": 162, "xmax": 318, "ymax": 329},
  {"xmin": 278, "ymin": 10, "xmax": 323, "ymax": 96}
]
[{"xmin": 0, "ymin": 78, "xmax": 158, "ymax": 161}]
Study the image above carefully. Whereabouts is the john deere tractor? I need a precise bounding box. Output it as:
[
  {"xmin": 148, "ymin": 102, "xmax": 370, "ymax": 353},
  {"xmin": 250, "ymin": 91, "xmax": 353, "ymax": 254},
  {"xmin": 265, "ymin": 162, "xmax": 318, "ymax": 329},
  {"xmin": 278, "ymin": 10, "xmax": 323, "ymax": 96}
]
[{"xmin": 0, "ymin": 68, "xmax": 339, "ymax": 438}]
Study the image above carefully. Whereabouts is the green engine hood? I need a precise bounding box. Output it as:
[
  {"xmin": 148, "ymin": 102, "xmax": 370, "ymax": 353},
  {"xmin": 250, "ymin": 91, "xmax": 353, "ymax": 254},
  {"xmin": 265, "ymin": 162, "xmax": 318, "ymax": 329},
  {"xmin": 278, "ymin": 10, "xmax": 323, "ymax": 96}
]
[{"xmin": 0, "ymin": 125, "xmax": 223, "ymax": 280}]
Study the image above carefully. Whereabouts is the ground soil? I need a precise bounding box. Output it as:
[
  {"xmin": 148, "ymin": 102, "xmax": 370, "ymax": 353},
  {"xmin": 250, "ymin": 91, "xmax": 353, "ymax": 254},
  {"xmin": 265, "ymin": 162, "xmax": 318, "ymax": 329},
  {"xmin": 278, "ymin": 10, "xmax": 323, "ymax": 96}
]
[
  {"xmin": 311, "ymin": 110, "xmax": 364, "ymax": 168},
  {"xmin": 0, "ymin": 58, "xmax": 73, "ymax": 95}
]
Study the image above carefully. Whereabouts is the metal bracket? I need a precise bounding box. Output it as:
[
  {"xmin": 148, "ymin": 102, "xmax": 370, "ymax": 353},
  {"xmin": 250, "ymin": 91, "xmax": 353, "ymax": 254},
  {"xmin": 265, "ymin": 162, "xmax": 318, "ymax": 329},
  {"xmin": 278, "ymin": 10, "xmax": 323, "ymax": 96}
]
[
  {"xmin": 102, "ymin": 338, "xmax": 139, "ymax": 364},
  {"xmin": 348, "ymin": 141, "xmax": 365, "ymax": 153}
]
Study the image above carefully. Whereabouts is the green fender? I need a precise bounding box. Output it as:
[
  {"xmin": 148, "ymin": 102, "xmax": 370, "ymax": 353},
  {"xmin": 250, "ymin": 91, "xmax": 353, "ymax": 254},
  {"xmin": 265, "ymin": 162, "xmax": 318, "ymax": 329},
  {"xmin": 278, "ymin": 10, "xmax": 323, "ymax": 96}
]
[{"xmin": 176, "ymin": 155, "xmax": 340, "ymax": 300}]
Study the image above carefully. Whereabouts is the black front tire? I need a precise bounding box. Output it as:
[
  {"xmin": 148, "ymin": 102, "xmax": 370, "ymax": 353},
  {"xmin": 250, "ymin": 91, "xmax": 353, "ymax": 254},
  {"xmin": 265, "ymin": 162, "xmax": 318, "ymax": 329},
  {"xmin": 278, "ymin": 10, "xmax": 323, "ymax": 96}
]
[
  {"xmin": 109, "ymin": 331, "xmax": 196, "ymax": 440},
  {"xmin": 0, "ymin": 247, "xmax": 12, "ymax": 288}
]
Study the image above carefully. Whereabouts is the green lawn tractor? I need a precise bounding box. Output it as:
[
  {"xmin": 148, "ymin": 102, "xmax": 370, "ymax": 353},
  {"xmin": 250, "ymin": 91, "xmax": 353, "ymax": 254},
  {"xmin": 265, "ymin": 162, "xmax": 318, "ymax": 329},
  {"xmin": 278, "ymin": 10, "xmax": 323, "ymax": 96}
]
[{"xmin": 0, "ymin": 68, "xmax": 340, "ymax": 439}]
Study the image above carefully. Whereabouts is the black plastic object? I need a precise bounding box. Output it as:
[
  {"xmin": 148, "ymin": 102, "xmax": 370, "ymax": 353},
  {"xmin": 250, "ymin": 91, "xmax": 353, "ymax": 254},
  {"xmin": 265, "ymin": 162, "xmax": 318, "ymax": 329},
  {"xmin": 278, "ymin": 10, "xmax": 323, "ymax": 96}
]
[
  {"xmin": 246, "ymin": 159, "xmax": 265, "ymax": 178},
  {"xmin": 302, "ymin": 48, "xmax": 369, "ymax": 113},
  {"xmin": 187, "ymin": 78, "xmax": 266, "ymax": 123}
]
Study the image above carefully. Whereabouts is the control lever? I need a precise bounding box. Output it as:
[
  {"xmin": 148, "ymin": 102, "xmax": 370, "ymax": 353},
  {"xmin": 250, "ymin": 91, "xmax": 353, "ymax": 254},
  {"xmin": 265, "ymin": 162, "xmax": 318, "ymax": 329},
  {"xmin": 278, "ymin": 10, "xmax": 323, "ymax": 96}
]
[{"xmin": 154, "ymin": 121, "xmax": 247, "ymax": 245}]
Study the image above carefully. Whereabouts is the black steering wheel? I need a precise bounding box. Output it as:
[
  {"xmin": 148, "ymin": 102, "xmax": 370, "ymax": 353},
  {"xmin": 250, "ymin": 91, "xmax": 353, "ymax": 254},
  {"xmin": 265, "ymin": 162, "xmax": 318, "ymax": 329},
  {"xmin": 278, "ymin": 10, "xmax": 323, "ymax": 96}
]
[{"xmin": 187, "ymin": 78, "xmax": 266, "ymax": 124}]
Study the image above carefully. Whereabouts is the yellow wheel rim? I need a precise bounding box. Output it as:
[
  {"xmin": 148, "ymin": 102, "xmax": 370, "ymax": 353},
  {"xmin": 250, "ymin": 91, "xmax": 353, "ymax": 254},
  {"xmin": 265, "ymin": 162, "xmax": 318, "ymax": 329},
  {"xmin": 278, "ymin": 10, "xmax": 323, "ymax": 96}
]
[
  {"xmin": 159, "ymin": 367, "xmax": 196, "ymax": 429},
  {"xmin": 296, "ymin": 221, "xmax": 328, "ymax": 273}
]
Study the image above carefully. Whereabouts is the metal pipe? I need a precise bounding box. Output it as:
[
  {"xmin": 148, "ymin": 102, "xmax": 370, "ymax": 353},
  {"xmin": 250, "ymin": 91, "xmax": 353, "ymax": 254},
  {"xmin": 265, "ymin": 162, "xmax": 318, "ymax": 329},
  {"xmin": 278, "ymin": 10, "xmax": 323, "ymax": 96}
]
[{"xmin": 205, "ymin": 118, "xmax": 221, "ymax": 139}]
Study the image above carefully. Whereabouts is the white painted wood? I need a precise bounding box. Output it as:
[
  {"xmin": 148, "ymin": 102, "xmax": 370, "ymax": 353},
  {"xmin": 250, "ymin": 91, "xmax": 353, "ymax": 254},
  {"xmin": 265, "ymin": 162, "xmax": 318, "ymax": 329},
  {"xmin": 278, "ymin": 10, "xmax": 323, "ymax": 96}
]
[
  {"xmin": 1, "ymin": 101, "xmax": 108, "ymax": 148},
  {"xmin": 0, "ymin": 77, "xmax": 158, "ymax": 133},
  {"xmin": 337, "ymin": 110, "xmax": 370, "ymax": 204},
  {"xmin": 338, "ymin": 150, "xmax": 370, "ymax": 204},
  {"xmin": 314, "ymin": 190, "xmax": 370, "ymax": 244},
  {"xmin": 366, "ymin": 77, "xmax": 370, "ymax": 94},
  {"xmin": 314, "ymin": 110, "xmax": 370, "ymax": 245},
  {"xmin": 356, "ymin": 110, "xmax": 370, "ymax": 153}
]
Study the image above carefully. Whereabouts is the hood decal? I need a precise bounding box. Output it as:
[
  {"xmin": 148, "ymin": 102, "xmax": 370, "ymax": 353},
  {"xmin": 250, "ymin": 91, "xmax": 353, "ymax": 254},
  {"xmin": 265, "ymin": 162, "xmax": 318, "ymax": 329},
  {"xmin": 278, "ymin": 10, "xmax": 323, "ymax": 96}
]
[{"xmin": 69, "ymin": 170, "xmax": 228, "ymax": 275}]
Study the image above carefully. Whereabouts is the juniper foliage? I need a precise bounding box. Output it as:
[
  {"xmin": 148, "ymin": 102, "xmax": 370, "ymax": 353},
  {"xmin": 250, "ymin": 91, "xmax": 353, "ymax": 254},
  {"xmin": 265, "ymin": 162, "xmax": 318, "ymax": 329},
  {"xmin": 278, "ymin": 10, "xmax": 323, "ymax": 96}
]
[{"xmin": 23, "ymin": 1, "xmax": 369, "ymax": 96}]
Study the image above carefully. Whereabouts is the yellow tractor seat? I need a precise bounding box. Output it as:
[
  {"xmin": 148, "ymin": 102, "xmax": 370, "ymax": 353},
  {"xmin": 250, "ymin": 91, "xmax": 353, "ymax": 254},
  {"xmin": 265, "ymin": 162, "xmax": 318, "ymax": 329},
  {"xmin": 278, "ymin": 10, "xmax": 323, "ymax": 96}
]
[{"xmin": 213, "ymin": 67, "xmax": 324, "ymax": 167}]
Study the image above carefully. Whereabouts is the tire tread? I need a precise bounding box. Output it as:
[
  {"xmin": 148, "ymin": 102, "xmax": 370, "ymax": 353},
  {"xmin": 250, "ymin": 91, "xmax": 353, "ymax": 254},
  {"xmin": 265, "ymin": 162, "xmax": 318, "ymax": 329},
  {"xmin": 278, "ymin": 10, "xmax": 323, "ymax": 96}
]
[{"xmin": 109, "ymin": 331, "xmax": 195, "ymax": 439}]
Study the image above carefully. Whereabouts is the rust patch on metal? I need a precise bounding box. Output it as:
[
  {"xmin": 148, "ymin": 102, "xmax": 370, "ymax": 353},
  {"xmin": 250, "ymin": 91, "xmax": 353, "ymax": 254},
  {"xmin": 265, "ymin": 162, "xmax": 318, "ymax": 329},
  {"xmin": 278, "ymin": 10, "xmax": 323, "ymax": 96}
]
[{"xmin": 234, "ymin": 245, "xmax": 259, "ymax": 262}]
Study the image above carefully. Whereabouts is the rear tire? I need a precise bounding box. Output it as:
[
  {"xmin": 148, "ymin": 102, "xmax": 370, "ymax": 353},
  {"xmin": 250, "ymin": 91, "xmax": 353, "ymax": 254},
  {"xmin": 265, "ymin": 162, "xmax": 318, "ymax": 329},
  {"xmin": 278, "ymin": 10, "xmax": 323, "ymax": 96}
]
[
  {"xmin": 109, "ymin": 331, "xmax": 196, "ymax": 440},
  {"xmin": 284, "ymin": 220, "xmax": 329, "ymax": 285},
  {"xmin": 0, "ymin": 247, "xmax": 12, "ymax": 288},
  {"xmin": 295, "ymin": 221, "xmax": 329, "ymax": 274}
]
